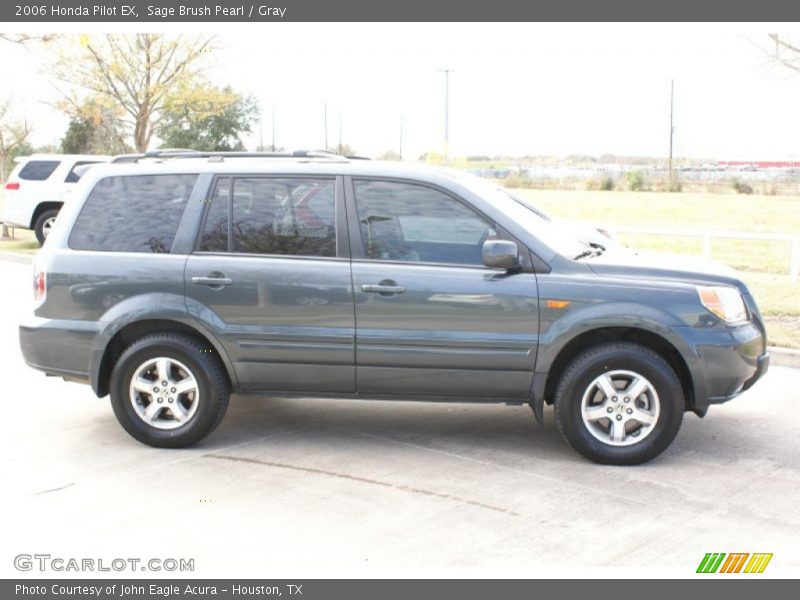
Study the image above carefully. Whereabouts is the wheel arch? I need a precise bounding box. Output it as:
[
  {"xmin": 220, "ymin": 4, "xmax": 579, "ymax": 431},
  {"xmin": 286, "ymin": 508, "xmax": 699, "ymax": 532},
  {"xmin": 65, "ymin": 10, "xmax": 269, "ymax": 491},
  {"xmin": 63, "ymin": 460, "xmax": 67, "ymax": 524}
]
[
  {"xmin": 92, "ymin": 318, "xmax": 236, "ymax": 398},
  {"xmin": 30, "ymin": 201, "xmax": 63, "ymax": 229},
  {"xmin": 540, "ymin": 326, "xmax": 696, "ymax": 412}
]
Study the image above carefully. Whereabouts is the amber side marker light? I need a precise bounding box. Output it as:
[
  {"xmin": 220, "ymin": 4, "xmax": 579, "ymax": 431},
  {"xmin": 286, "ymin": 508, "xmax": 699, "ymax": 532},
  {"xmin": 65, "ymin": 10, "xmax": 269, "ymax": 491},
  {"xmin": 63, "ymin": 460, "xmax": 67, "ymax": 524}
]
[{"xmin": 546, "ymin": 299, "xmax": 571, "ymax": 309}]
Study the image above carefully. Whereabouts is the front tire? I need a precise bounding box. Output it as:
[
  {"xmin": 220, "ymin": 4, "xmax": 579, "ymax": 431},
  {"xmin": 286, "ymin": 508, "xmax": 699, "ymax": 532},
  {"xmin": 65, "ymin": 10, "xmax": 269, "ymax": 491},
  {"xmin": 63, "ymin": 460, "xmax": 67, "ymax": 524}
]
[
  {"xmin": 109, "ymin": 333, "xmax": 229, "ymax": 448},
  {"xmin": 34, "ymin": 208, "xmax": 60, "ymax": 245},
  {"xmin": 554, "ymin": 342, "xmax": 684, "ymax": 465}
]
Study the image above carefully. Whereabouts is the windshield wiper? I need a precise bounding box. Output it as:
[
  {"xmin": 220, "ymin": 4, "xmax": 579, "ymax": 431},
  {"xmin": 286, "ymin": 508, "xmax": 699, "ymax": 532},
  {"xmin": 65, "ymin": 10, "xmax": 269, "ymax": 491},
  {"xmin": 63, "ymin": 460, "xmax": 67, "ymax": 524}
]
[{"xmin": 573, "ymin": 243, "xmax": 605, "ymax": 261}]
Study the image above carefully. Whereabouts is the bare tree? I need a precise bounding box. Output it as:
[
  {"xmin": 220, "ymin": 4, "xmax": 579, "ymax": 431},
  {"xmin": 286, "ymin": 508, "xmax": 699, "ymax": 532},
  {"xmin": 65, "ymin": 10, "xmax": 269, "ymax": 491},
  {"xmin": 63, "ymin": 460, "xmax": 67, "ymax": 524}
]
[
  {"xmin": 0, "ymin": 99, "xmax": 32, "ymax": 237},
  {"xmin": 764, "ymin": 34, "xmax": 800, "ymax": 73},
  {"xmin": 0, "ymin": 33, "xmax": 58, "ymax": 45},
  {"xmin": 51, "ymin": 34, "xmax": 215, "ymax": 152},
  {"xmin": 0, "ymin": 99, "xmax": 31, "ymax": 182}
]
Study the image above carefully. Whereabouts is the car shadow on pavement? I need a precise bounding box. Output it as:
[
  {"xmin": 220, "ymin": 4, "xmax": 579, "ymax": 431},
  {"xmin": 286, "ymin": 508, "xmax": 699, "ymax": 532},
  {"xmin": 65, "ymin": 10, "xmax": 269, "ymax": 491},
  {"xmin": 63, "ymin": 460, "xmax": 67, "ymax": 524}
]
[{"xmin": 205, "ymin": 393, "xmax": 566, "ymax": 457}]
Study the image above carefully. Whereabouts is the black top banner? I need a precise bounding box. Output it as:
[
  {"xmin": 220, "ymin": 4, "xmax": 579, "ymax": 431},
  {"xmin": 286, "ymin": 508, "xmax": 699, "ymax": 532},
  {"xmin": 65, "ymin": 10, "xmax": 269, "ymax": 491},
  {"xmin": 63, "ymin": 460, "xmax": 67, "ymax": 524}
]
[{"xmin": 3, "ymin": 0, "xmax": 800, "ymax": 22}]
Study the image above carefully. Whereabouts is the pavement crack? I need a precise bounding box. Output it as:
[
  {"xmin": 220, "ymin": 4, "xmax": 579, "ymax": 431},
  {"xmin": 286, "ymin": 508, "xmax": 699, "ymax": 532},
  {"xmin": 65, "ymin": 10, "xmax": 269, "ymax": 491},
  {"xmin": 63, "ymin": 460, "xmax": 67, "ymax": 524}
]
[
  {"xmin": 34, "ymin": 482, "xmax": 74, "ymax": 496},
  {"xmin": 347, "ymin": 429, "xmax": 705, "ymax": 518},
  {"xmin": 205, "ymin": 453, "xmax": 519, "ymax": 517}
]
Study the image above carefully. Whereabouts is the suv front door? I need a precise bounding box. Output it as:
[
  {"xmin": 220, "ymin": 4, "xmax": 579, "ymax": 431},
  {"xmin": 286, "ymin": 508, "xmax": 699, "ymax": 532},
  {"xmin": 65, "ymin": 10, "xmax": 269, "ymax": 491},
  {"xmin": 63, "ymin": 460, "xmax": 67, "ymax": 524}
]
[
  {"xmin": 184, "ymin": 175, "xmax": 355, "ymax": 392},
  {"xmin": 347, "ymin": 178, "xmax": 539, "ymax": 399}
]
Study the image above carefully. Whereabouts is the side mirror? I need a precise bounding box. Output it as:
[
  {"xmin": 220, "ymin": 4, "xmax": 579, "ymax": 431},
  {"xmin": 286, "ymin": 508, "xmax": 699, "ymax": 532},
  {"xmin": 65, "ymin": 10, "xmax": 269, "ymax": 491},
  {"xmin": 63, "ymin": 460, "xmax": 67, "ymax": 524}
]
[{"xmin": 482, "ymin": 239, "xmax": 520, "ymax": 270}]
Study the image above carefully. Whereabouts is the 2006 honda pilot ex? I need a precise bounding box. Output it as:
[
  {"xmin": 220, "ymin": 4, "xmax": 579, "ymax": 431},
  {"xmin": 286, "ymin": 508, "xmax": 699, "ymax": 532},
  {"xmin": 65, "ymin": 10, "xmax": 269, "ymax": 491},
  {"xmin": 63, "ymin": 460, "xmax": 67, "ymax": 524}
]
[{"xmin": 19, "ymin": 151, "xmax": 769, "ymax": 464}]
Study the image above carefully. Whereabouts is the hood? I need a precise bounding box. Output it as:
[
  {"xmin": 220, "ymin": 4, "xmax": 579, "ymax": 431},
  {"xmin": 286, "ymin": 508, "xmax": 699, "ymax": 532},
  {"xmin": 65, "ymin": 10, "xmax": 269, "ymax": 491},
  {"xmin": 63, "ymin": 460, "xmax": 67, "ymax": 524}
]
[
  {"xmin": 586, "ymin": 247, "xmax": 747, "ymax": 291},
  {"xmin": 554, "ymin": 218, "xmax": 617, "ymax": 248}
]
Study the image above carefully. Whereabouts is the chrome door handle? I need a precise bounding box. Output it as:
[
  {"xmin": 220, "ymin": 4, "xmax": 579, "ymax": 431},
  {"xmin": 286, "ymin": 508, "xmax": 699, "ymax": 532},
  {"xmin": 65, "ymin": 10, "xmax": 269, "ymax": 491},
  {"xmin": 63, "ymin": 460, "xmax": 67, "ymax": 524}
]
[
  {"xmin": 191, "ymin": 276, "xmax": 233, "ymax": 286},
  {"xmin": 362, "ymin": 283, "xmax": 406, "ymax": 294}
]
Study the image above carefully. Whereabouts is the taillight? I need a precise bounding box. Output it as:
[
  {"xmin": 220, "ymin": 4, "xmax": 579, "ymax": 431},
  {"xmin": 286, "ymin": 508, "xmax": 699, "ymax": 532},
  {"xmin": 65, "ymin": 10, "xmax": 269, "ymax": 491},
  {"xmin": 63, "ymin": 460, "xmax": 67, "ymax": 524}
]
[
  {"xmin": 5, "ymin": 182, "xmax": 19, "ymax": 191},
  {"xmin": 33, "ymin": 267, "xmax": 46, "ymax": 306}
]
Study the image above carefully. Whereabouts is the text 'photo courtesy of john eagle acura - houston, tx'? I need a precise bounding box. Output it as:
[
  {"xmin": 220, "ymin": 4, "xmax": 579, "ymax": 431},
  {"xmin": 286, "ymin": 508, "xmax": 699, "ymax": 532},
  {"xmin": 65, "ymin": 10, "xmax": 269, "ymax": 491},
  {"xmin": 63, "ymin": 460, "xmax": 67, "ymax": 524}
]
[{"xmin": 19, "ymin": 150, "xmax": 769, "ymax": 465}]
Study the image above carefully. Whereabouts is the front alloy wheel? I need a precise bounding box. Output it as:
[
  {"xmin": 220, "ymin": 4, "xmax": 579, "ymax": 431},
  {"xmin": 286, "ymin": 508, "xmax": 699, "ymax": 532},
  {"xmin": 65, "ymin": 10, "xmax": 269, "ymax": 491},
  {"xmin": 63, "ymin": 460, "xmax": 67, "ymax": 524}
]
[
  {"xmin": 555, "ymin": 342, "xmax": 684, "ymax": 465},
  {"xmin": 580, "ymin": 370, "xmax": 660, "ymax": 446}
]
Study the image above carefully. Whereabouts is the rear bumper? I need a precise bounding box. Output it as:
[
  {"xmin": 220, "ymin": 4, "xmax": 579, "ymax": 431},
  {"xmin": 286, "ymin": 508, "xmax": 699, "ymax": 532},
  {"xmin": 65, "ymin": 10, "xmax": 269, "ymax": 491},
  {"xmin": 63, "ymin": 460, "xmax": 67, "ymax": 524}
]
[{"xmin": 19, "ymin": 316, "xmax": 99, "ymax": 385}]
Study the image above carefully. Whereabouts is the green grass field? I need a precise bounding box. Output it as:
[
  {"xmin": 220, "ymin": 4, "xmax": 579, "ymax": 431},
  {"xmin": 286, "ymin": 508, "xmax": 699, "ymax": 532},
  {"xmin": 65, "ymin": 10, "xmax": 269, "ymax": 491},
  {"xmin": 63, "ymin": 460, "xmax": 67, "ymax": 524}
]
[
  {"xmin": 513, "ymin": 189, "xmax": 800, "ymax": 348},
  {"xmin": 0, "ymin": 228, "xmax": 38, "ymax": 253}
]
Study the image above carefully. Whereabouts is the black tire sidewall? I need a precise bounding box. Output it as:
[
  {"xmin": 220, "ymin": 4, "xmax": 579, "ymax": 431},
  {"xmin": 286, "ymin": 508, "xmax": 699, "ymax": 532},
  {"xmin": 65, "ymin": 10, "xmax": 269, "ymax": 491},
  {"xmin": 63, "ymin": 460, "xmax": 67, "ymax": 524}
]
[
  {"xmin": 110, "ymin": 336, "xmax": 225, "ymax": 448},
  {"xmin": 34, "ymin": 209, "xmax": 59, "ymax": 245},
  {"xmin": 555, "ymin": 344, "xmax": 684, "ymax": 465}
]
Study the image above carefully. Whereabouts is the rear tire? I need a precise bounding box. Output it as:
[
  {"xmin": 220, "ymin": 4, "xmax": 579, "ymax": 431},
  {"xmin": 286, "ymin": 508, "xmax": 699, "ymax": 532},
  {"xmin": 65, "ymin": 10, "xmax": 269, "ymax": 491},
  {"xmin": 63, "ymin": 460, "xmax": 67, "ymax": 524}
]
[
  {"xmin": 34, "ymin": 208, "xmax": 60, "ymax": 245},
  {"xmin": 554, "ymin": 342, "xmax": 684, "ymax": 465},
  {"xmin": 109, "ymin": 333, "xmax": 229, "ymax": 448}
]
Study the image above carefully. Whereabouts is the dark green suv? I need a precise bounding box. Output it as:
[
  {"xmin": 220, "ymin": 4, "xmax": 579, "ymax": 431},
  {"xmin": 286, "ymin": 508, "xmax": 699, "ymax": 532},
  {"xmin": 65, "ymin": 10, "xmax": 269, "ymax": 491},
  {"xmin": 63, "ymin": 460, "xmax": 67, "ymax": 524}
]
[{"xmin": 19, "ymin": 151, "xmax": 769, "ymax": 464}]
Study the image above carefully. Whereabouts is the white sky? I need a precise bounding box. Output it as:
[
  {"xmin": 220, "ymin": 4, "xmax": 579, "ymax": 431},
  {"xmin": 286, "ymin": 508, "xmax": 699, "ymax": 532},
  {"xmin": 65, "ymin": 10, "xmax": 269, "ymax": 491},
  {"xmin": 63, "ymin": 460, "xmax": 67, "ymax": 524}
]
[{"xmin": 2, "ymin": 23, "xmax": 800, "ymax": 160}]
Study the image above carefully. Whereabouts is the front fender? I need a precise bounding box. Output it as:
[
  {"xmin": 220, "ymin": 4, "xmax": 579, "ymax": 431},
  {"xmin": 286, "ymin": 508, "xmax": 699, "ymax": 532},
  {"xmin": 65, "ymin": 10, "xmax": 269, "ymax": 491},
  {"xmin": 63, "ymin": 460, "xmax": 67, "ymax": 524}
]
[
  {"xmin": 536, "ymin": 300, "xmax": 699, "ymax": 371},
  {"xmin": 534, "ymin": 300, "xmax": 709, "ymax": 408}
]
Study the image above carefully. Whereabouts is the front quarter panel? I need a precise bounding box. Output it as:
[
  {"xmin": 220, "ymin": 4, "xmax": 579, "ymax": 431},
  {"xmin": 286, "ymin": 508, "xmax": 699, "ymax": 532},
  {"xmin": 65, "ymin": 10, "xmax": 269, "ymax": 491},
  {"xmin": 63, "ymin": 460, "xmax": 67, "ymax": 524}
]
[{"xmin": 534, "ymin": 272, "xmax": 711, "ymax": 393}]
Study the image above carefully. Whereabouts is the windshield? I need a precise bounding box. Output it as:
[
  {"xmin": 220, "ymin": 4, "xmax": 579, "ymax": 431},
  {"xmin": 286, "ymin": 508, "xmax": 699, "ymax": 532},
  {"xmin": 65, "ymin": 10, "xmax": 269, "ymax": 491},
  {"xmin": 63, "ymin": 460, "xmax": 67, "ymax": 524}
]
[{"xmin": 453, "ymin": 172, "xmax": 588, "ymax": 259}]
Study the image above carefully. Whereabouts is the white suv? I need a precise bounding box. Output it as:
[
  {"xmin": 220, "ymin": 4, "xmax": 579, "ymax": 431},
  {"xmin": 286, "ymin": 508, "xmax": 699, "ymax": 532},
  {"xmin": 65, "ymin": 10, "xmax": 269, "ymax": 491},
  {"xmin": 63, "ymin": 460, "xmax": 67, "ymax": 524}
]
[{"xmin": 2, "ymin": 154, "xmax": 110, "ymax": 244}]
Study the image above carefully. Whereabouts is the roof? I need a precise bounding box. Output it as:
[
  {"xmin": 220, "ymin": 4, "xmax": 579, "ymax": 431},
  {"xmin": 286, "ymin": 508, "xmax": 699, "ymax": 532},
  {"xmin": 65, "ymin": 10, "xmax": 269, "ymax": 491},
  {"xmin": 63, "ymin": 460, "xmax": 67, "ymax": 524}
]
[
  {"xmin": 17, "ymin": 153, "xmax": 112, "ymax": 161},
  {"xmin": 81, "ymin": 153, "xmax": 466, "ymax": 186}
]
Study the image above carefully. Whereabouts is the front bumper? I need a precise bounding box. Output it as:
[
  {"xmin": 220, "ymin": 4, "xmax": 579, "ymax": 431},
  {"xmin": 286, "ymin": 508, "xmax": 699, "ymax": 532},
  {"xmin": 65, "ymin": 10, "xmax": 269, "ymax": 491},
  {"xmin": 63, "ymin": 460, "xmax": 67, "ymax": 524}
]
[
  {"xmin": 743, "ymin": 352, "xmax": 770, "ymax": 392},
  {"xmin": 681, "ymin": 320, "xmax": 769, "ymax": 413}
]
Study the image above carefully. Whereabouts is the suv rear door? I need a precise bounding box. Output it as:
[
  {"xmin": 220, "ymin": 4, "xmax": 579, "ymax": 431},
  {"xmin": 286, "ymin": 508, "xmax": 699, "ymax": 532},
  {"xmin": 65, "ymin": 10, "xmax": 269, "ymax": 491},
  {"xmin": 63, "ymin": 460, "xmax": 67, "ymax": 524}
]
[
  {"xmin": 184, "ymin": 175, "xmax": 355, "ymax": 392},
  {"xmin": 346, "ymin": 177, "xmax": 540, "ymax": 399}
]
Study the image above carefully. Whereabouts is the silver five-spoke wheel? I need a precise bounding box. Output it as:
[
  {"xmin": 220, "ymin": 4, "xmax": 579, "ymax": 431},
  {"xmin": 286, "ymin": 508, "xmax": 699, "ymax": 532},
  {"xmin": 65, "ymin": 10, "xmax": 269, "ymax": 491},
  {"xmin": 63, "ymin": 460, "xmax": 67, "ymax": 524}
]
[
  {"xmin": 129, "ymin": 357, "xmax": 199, "ymax": 430},
  {"xmin": 42, "ymin": 216, "xmax": 56, "ymax": 238},
  {"xmin": 580, "ymin": 369, "xmax": 660, "ymax": 446}
]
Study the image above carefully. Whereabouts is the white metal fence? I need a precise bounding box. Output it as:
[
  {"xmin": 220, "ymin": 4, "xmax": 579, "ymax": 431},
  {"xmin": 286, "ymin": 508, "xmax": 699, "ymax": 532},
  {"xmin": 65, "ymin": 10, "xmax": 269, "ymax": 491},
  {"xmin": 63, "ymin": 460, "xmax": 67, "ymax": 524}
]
[{"xmin": 608, "ymin": 227, "xmax": 800, "ymax": 282}]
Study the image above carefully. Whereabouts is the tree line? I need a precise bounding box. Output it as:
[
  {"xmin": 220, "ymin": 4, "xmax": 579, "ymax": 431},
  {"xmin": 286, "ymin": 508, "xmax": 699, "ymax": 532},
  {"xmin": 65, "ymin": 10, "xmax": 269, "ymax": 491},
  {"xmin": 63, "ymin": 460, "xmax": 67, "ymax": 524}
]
[{"xmin": 0, "ymin": 33, "xmax": 259, "ymax": 177}]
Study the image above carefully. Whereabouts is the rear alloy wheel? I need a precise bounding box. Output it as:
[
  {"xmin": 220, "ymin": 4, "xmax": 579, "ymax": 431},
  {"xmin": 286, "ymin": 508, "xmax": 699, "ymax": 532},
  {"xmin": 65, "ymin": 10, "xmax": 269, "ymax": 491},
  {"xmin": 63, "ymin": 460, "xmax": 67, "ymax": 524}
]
[
  {"xmin": 128, "ymin": 356, "xmax": 201, "ymax": 430},
  {"xmin": 34, "ymin": 209, "xmax": 59, "ymax": 245},
  {"xmin": 554, "ymin": 342, "xmax": 684, "ymax": 465},
  {"xmin": 109, "ymin": 333, "xmax": 229, "ymax": 448}
]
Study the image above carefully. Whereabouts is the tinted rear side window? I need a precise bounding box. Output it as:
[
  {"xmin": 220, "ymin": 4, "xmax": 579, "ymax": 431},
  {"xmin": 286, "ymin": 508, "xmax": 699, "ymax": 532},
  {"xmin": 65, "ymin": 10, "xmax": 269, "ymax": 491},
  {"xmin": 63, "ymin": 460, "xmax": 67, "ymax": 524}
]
[
  {"xmin": 234, "ymin": 178, "xmax": 336, "ymax": 256},
  {"xmin": 198, "ymin": 177, "xmax": 336, "ymax": 257},
  {"xmin": 198, "ymin": 178, "xmax": 230, "ymax": 252},
  {"xmin": 64, "ymin": 161, "xmax": 103, "ymax": 183},
  {"xmin": 18, "ymin": 160, "xmax": 60, "ymax": 181},
  {"xmin": 69, "ymin": 174, "xmax": 197, "ymax": 253}
]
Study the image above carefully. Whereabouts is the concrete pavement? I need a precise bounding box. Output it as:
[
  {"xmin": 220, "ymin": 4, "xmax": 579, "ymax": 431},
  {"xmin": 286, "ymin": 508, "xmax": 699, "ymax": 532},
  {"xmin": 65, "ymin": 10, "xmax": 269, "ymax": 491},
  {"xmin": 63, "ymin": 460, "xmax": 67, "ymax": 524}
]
[{"xmin": 1, "ymin": 257, "xmax": 798, "ymax": 577}]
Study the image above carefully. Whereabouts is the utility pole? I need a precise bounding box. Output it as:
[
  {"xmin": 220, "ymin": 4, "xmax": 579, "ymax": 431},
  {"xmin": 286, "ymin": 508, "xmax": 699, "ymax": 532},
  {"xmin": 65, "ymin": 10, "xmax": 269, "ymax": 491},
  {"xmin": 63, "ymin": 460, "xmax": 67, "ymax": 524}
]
[
  {"xmin": 338, "ymin": 110, "xmax": 343, "ymax": 155},
  {"xmin": 669, "ymin": 79, "xmax": 675, "ymax": 190},
  {"xmin": 399, "ymin": 115, "xmax": 404, "ymax": 161},
  {"xmin": 324, "ymin": 101, "xmax": 328, "ymax": 151},
  {"xmin": 439, "ymin": 68, "xmax": 451, "ymax": 165},
  {"xmin": 271, "ymin": 105, "xmax": 276, "ymax": 151}
]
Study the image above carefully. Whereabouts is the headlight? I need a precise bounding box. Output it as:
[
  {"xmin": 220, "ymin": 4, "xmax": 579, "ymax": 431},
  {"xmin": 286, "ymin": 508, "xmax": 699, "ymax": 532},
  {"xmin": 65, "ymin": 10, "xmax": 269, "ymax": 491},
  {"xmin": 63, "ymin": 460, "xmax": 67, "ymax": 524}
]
[{"xmin": 697, "ymin": 286, "xmax": 748, "ymax": 323}]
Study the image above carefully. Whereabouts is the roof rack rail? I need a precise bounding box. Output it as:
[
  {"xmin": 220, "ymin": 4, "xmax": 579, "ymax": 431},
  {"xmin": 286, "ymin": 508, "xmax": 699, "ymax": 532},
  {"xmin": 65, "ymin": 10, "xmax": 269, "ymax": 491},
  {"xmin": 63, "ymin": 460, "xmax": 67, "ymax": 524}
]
[{"xmin": 110, "ymin": 149, "xmax": 350, "ymax": 164}]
